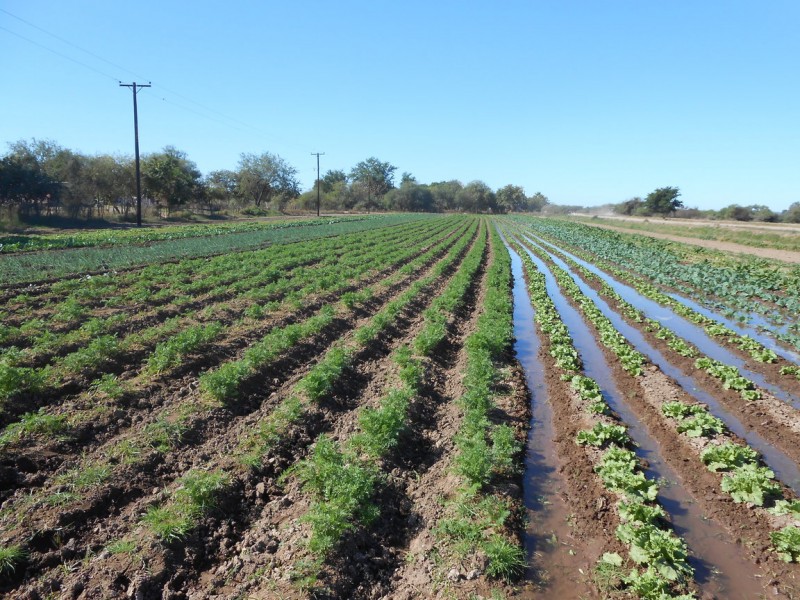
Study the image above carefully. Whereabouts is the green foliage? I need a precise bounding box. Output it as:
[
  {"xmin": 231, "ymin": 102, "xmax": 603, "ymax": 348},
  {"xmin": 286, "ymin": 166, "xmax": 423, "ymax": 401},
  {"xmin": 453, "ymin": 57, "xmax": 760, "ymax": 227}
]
[
  {"xmin": 772, "ymin": 526, "xmax": 800, "ymax": 562},
  {"xmin": 61, "ymin": 334, "xmax": 120, "ymax": 373},
  {"xmin": 700, "ymin": 443, "xmax": 758, "ymax": 472},
  {"xmin": 0, "ymin": 409, "xmax": 67, "ymax": 446},
  {"xmin": 616, "ymin": 522, "xmax": 692, "ymax": 582},
  {"xmin": 0, "ymin": 349, "xmax": 47, "ymax": 400},
  {"xmin": 351, "ymin": 388, "xmax": 411, "ymax": 458},
  {"xmin": 661, "ymin": 401, "xmax": 703, "ymax": 420},
  {"xmin": 484, "ymin": 535, "xmax": 526, "ymax": 581},
  {"xmin": 143, "ymin": 469, "xmax": 229, "ymax": 542},
  {"xmin": 289, "ymin": 436, "xmax": 380, "ymax": 555},
  {"xmin": 0, "ymin": 545, "xmax": 26, "ymax": 576},
  {"xmin": 595, "ymin": 447, "xmax": 659, "ymax": 502},
  {"xmin": 576, "ymin": 422, "xmax": 630, "ymax": 448},
  {"xmin": 768, "ymin": 500, "xmax": 800, "ymax": 518},
  {"xmin": 146, "ymin": 322, "xmax": 223, "ymax": 373},
  {"xmin": 720, "ymin": 464, "xmax": 781, "ymax": 505},
  {"xmin": 644, "ymin": 186, "xmax": 683, "ymax": 216},
  {"xmin": 675, "ymin": 412, "xmax": 724, "ymax": 438}
]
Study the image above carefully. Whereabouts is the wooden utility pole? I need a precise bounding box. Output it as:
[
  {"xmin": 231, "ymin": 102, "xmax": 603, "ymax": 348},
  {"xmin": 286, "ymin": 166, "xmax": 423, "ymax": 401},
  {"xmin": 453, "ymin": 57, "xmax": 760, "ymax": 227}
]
[
  {"xmin": 120, "ymin": 82, "xmax": 151, "ymax": 227},
  {"xmin": 311, "ymin": 152, "xmax": 324, "ymax": 217}
]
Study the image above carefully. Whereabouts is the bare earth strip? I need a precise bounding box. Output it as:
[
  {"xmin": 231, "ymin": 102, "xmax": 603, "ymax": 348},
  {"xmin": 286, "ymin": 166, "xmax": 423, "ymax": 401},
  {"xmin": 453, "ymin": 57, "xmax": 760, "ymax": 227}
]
[{"xmin": 579, "ymin": 221, "xmax": 800, "ymax": 264}]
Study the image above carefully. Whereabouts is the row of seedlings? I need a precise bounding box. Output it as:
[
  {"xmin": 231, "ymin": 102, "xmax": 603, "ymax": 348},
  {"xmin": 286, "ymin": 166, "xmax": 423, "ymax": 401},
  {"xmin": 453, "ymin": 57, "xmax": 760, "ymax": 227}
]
[
  {"xmin": 0, "ymin": 217, "xmax": 457, "ymax": 407},
  {"xmin": 513, "ymin": 232, "xmax": 800, "ymax": 566},
  {"xmin": 40, "ymin": 218, "xmax": 484, "ymax": 597},
  {"xmin": 0, "ymin": 217, "xmax": 464, "ymax": 437},
  {"xmin": 514, "ymin": 217, "xmax": 800, "ymax": 363},
  {"xmin": 273, "ymin": 218, "xmax": 492, "ymax": 592},
  {"xmin": 434, "ymin": 224, "xmax": 527, "ymax": 589},
  {"xmin": 506, "ymin": 232, "xmax": 697, "ymax": 599},
  {"xmin": 0, "ymin": 220, "xmax": 478, "ymax": 588}
]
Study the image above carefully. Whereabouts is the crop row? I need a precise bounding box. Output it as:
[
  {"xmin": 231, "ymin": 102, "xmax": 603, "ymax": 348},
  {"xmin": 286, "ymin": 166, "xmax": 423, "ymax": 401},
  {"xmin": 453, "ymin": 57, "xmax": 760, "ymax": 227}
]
[
  {"xmin": 72, "ymin": 217, "xmax": 483, "ymax": 595},
  {"xmin": 0, "ymin": 216, "xmax": 453, "ymax": 355},
  {"xmin": 0, "ymin": 213, "xmax": 435, "ymax": 284},
  {"xmin": 0, "ymin": 216, "xmax": 368, "ymax": 254},
  {"xmin": 512, "ymin": 216, "xmax": 800, "ymax": 349},
  {"xmin": 0, "ymin": 218, "xmax": 465, "ymax": 424},
  {"xmin": 510, "ymin": 231, "xmax": 800, "ymax": 566},
  {"xmin": 280, "ymin": 221, "xmax": 491, "ymax": 589},
  {"xmin": 0, "ymin": 217, "xmax": 476, "ymax": 506},
  {"xmin": 505, "ymin": 230, "xmax": 697, "ymax": 599},
  {"xmin": 0, "ymin": 219, "xmax": 482, "ymax": 588},
  {"xmin": 434, "ymin": 224, "xmax": 525, "ymax": 585},
  {"xmin": 512, "ymin": 220, "xmax": 800, "ymax": 380}
]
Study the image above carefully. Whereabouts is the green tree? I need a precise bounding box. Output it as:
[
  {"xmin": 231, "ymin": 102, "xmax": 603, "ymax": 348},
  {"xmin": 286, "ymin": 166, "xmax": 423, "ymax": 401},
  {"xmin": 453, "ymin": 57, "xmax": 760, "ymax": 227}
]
[
  {"xmin": 236, "ymin": 152, "xmax": 300, "ymax": 210},
  {"xmin": 142, "ymin": 146, "xmax": 203, "ymax": 211},
  {"xmin": 457, "ymin": 180, "xmax": 495, "ymax": 213},
  {"xmin": 429, "ymin": 180, "xmax": 463, "ymax": 211},
  {"xmin": 645, "ymin": 186, "xmax": 683, "ymax": 216},
  {"xmin": 782, "ymin": 202, "xmax": 800, "ymax": 224},
  {"xmin": 349, "ymin": 157, "xmax": 397, "ymax": 211},
  {"xmin": 527, "ymin": 191, "xmax": 549, "ymax": 212},
  {"xmin": 496, "ymin": 184, "xmax": 527, "ymax": 213}
]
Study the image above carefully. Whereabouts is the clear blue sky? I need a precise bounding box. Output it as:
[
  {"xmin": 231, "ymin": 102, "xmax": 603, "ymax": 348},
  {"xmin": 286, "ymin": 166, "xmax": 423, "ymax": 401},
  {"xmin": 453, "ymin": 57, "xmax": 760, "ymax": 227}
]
[{"xmin": 2, "ymin": 1, "xmax": 798, "ymax": 211}]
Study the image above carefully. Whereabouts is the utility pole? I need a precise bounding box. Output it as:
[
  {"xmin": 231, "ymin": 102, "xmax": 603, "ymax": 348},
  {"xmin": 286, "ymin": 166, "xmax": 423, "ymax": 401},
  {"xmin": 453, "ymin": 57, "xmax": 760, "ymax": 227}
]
[
  {"xmin": 120, "ymin": 82, "xmax": 151, "ymax": 227},
  {"xmin": 311, "ymin": 152, "xmax": 324, "ymax": 217}
]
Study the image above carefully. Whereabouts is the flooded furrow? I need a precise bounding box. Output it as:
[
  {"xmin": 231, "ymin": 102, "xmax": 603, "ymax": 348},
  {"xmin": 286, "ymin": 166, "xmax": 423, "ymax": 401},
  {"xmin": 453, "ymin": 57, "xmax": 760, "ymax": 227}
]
[
  {"xmin": 507, "ymin": 243, "xmax": 590, "ymax": 597},
  {"xmin": 524, "ymin": 234, "xmax": 800, "ymax": 493},
  {"xmin": 526, "ymin": 233, "xmax": 800, "ymax": 407},
  {"xmin": 516, "ymin": 238, "xmax": 769, "ymax": 599},
  {"xmin": 665, "ymin": 291, "xmax": 800, "ymax": 363}
]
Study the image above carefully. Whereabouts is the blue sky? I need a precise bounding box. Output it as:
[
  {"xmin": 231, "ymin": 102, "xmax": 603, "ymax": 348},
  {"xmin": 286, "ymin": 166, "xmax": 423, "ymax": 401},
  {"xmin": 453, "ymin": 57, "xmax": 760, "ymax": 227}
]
[{"xmin": 2, "ymin": 1, "xmax": 798, "ymax": 210}]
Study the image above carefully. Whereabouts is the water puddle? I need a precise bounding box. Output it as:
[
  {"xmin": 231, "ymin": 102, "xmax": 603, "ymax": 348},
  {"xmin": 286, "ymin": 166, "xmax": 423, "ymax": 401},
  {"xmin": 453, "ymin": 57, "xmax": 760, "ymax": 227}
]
[
  {"xmin": 506, "ymin": 242, "xmax": 591, "ymax": 597},
  {"xmin": 515, "ymin": 237, "xmax": 770, "ymax": 599},
  {"xmin": 525, "ymin": 233, "xmax": 800, "ymax": 409}
]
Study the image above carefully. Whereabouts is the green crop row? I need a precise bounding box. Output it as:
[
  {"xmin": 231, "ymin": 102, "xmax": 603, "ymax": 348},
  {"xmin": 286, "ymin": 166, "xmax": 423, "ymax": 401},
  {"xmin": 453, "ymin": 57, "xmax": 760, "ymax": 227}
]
[
  {"xmin": 510, "ymin": 216, "xmax": 798, "ymax": 355},
  {"xmin": 507, "ymin": 231, "xmax": 696, "ymax": 599},
  {"xmin": 436, "ymin": 223, "xmax": 525, "ymax": 583}
]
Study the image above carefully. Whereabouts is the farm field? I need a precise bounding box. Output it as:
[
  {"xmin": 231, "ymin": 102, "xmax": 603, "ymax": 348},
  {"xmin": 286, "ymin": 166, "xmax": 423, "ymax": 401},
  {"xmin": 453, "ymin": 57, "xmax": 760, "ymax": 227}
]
[{"xmin": 1, "ymin": 214, "xmax": 800, "ymax": 599}]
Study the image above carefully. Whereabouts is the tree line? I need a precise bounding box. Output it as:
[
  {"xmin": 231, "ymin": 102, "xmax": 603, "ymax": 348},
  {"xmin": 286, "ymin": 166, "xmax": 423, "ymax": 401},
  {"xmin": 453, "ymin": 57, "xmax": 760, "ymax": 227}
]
[
  {"xmin": 0, "ymin": 139, "xmax": 548, "ymax": 220},
  {"xmin": 613, "ymin": 186, "xmax": 800, "ymax": 223}
]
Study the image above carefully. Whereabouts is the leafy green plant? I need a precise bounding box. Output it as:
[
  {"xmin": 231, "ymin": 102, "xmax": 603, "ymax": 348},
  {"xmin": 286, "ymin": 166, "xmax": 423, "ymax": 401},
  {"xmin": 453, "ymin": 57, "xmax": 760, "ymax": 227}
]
[
  {"xmin": 769, "ymin": 500, "xmax": 800, "ymax": 518},
  {"xmin": 721, "ymin": 464, "xmax": 781, "ymax": 505},
  {"xmin": 616, "ymin": 522, "xmax": 693, "ymax": 582},
  {"xmin": 576, "ymin": 422, "xmax": 630, "ymax": 448},
  {"xmin": 700, "ymin": 443, "xmax": 758, "ymax": 472},
  {"xmin": 772, "ymin": 526, "xmax": 800, "ymax": 562},
  {"xmin": 675, "ymin": 412, "xmax": 724, "ymax": 438},
  {"xmin": 0, "ymin": 409, "xmax": 67, "ymax": 446}
]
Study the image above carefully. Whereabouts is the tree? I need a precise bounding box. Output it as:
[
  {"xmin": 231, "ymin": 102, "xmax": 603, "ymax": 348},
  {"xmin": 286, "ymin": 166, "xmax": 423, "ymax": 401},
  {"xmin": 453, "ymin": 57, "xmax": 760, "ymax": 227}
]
[
  {"xmin": 527, "ymin": 191, "xmax": 549, "ymax": 212},
  {"xmin": 142, "ymin": 146, "xmax": 203, "ymax": 211},
  {"xmin": 321, "ymin": 169, "xmax": 347, "ymax": 193},
  {"xmin": 236, "ymin": 152, "xmax": 300, "ymax": 210},
  {"xmin": 495, "ymin": 184, "xmax": 527, "ymax": 213},
  {"xmin": 782, "ymin": 202, "xmax": 800, "ymax": 224},
  {"xmin": 385, "ymin": 179, "xmax": 434, "ymax": 212},
  {"xmin": 614, "ymin": 197, "xmax": 644, "ymax": 216},
  {"xmin": 645, "ymin": 186, "xmax": 683, "ymax": 216},
  {"xmin": 429, "ymin": 180, "xmax": 463, "ymax": 211},
  {"xmin": 349, "ymin": 157, "xmax": 397, "ymax": 211},
  {"xmin": 456, "ymin": 180, "xmax": 494, "ymax": 213}
]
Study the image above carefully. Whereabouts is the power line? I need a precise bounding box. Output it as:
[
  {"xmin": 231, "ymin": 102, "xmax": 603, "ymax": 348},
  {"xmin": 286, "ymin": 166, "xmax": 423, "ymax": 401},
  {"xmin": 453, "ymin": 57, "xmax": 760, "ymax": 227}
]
[
  {"xmin": 1, "ymin": 8, "xmax": 146, "ymax": 81},
  {"xmin": 2, "ymin": 10, "xmax": 317, "ymax": 155},
  {"xmin": 0, "ymin": 25, "xmax": 120, "ymax": 82}
]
